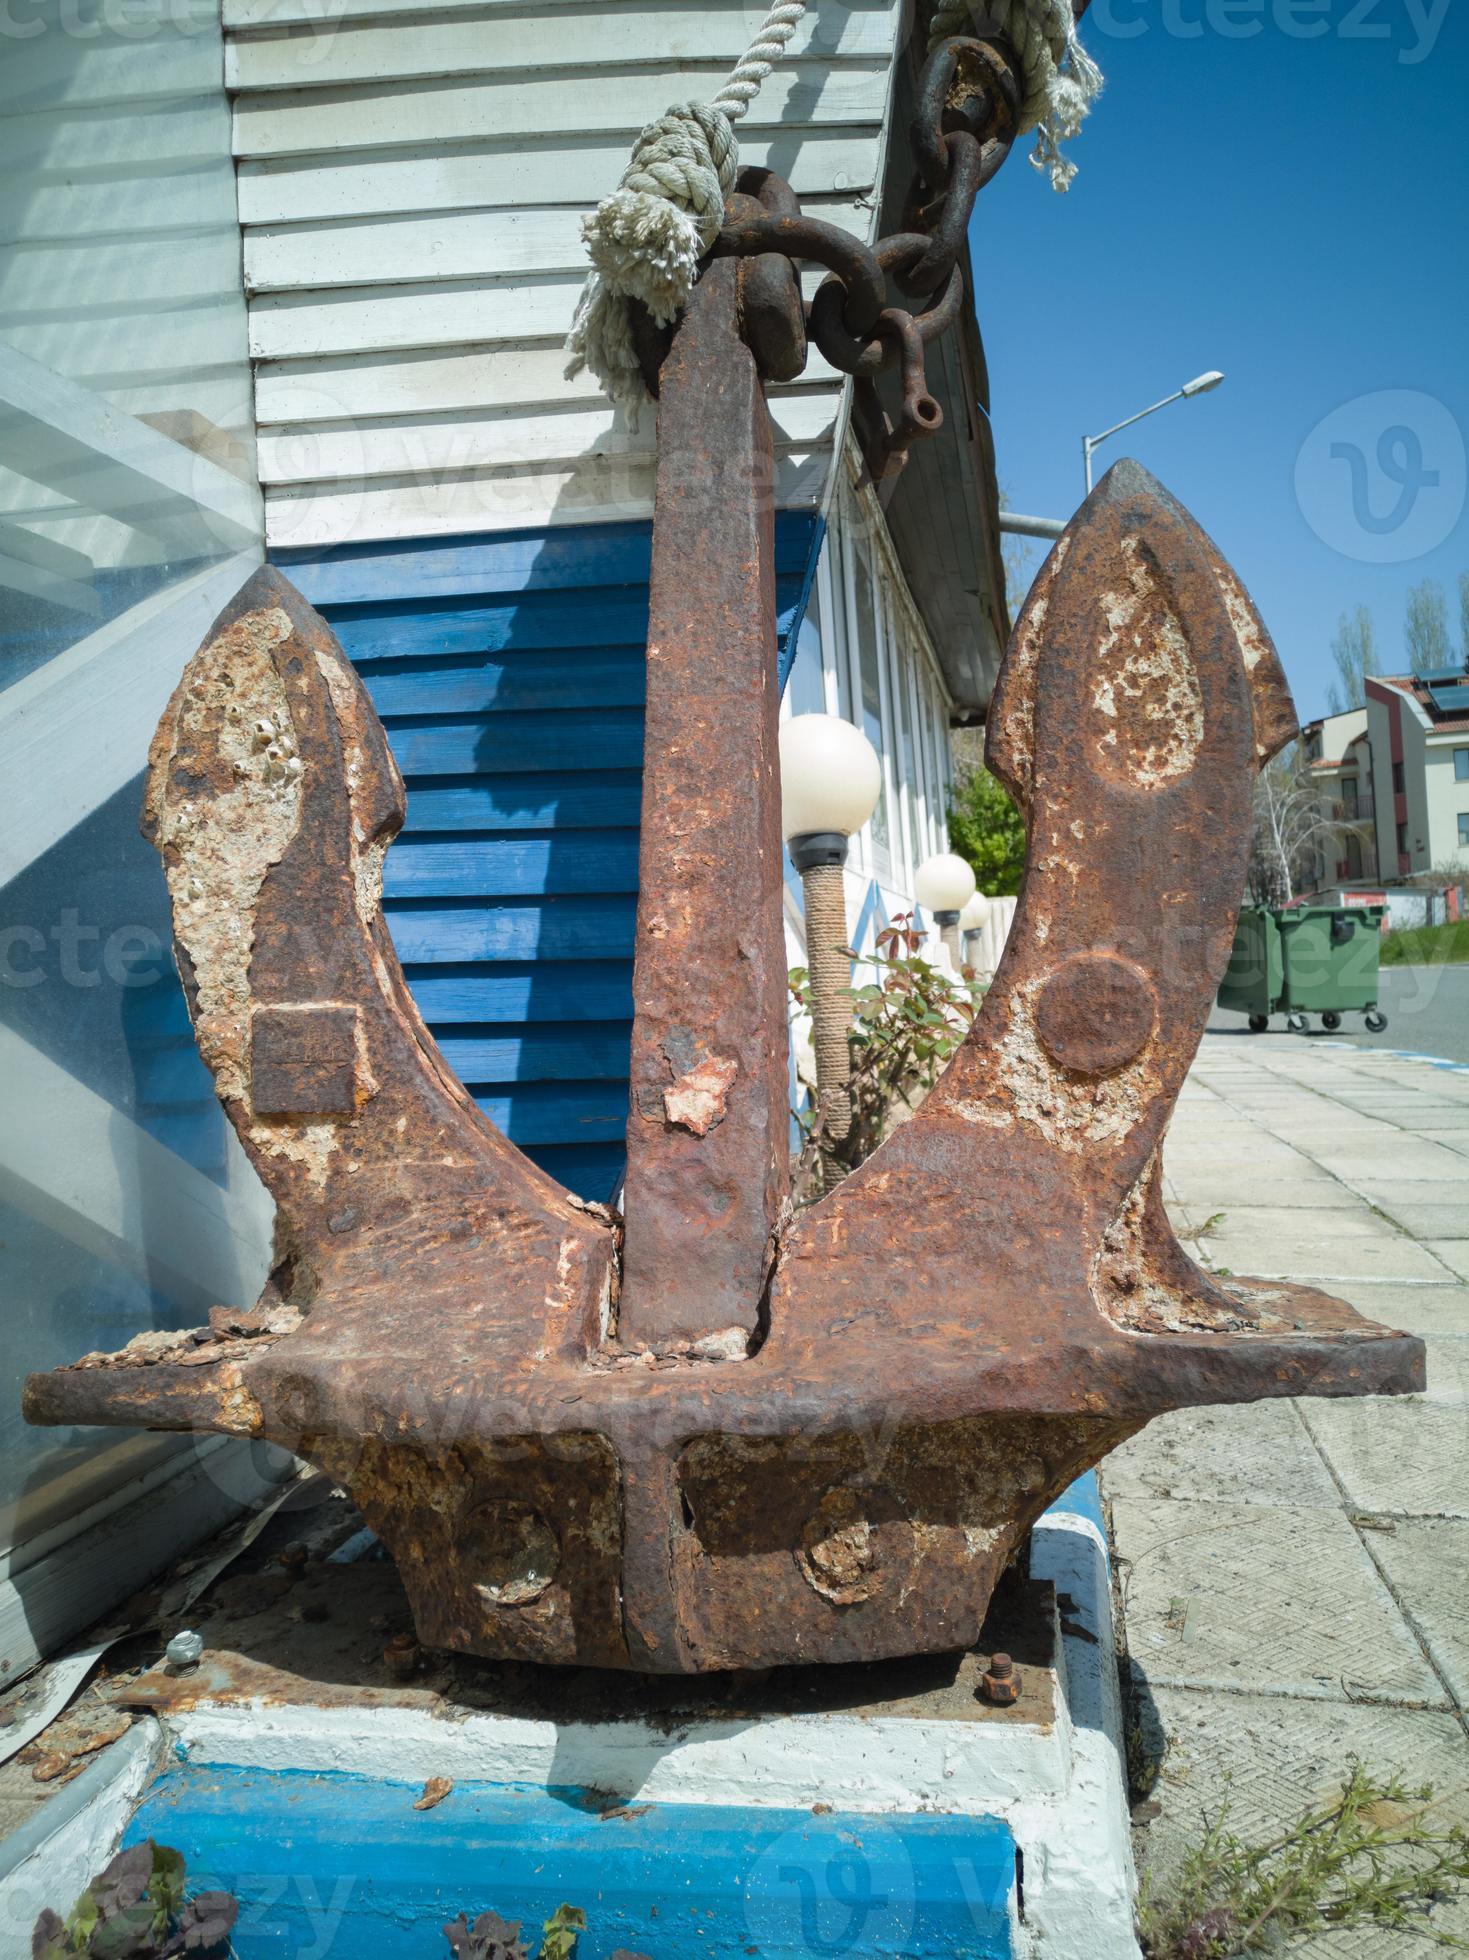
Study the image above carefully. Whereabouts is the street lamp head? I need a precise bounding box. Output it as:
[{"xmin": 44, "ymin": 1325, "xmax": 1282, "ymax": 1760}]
[
  {"xmin": 1181, "ymin": 370, "xmax": 1225, "ymax": 398},
  {"xmin": 914, "ymin": 851, "xmax": 977, "ymax": 925},
  {"xmin": 959, "ymin": 891, "xmax": 991, "ymax": 933},
  {"xmin": 779, "ymin": 714, "xmax": 882, "ymax": 870}
]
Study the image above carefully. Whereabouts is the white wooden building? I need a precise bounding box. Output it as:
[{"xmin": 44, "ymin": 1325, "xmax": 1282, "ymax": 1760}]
[{"xmin": 0, "ymin": 0, "xmax": 1014, "ymax": 1665}]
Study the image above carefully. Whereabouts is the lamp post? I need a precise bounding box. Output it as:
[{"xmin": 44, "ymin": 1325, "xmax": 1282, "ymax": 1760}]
[
  {"xmin": 958, "ymin": 888, "xmax": 991, "ymax": 966},
  {"xmin": 779, "ymin": 714, "xmax": 883, "ymax": 1150},
  {"xmin": 915, "ymin": 852, "xmax": 977, "ymax": 968},
  {"xmin": 1082, "ymin": 371, "xmax": 1225, "ymax": 495}
]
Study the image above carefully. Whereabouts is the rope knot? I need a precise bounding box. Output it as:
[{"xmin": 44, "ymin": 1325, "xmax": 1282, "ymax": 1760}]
[
  {"xmin": 579, "ymin": 102, "xmax": 737, "ymax": 329},
  {"xmin": 565, "ymin": 3, "xmax": 806, "ymax": 411}
]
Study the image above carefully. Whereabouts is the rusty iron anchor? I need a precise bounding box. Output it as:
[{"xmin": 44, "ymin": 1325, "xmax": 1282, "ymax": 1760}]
[{"xmin": 24, "ymin": 265, "xmax": 1424, "ymax": 1674}]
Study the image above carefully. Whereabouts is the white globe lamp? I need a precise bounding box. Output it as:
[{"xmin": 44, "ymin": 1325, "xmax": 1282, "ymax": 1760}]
[
  {"xmin": 779, "ymin": 714, "xmax": 883, "ymax": 870},
  {"xmin": 914, "ymin": 852, "xmax": 976, "ymax": 926}
]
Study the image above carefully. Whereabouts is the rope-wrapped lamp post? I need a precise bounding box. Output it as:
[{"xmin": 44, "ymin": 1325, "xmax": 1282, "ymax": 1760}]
[{"xmin": 779, "ymin": 713, "xmax": 882, "ymax": 1150}]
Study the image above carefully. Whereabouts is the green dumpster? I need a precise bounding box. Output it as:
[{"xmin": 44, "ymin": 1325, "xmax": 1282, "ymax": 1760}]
[
  {"xmin": 1217, "ymin": 905, "xmax": 1283, "ymax": 1030},
  {"xmin": 1277, "ymin": 905, "xmax": 1387, "ymax": 1034}
]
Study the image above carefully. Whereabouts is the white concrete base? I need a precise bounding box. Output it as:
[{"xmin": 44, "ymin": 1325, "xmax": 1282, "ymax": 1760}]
[
  {"xmin": 155, "ymin": 1507, "xmax": 1138, "ymax": 1960},
  {"xmin": 0, "ymin": 1719, "xmax": 163, "ymax": 1960}
]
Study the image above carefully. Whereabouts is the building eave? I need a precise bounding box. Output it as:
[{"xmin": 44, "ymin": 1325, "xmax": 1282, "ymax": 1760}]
[{"xmin": 860, "ymin": 30, "xmax": 1009, "ymax": 717}]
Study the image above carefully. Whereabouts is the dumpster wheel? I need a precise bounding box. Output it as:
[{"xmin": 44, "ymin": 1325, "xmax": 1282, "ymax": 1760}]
[
  {"xmin": 1287, "ymin": 1011, "xmax": 1309, "ymax": 1034},
  {"xmin": 1365, "ymin": 1009, "xmax": 1388, "ymax": 1033},
  {"xmin": 1322, "ymin": 1011, "xmax": 1341, "ymax": 1031},
  {"xmin": 1248, "ymin": 1015, "xmax": 1269, "ymax": 1033}
]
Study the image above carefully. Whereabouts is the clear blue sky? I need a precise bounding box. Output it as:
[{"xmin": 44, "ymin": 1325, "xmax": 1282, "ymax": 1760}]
[{"xmin": 971, "ymin": 0, "xmax": 1469, "ymax": 723}]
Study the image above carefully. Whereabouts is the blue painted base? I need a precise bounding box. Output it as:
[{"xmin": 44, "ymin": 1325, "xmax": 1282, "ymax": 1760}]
[{"xmin": 126, "ymin": 1767, "xmax": 1016, "ymax": 1959}]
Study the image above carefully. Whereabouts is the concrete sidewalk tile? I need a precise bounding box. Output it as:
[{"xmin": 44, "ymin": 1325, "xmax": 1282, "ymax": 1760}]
[
  {"xmin": 1426, "ymin": 1241, "xmax": 1469, "ymax": 1280},
  {"xmin": 1312, "ymin": 1142, "xmax": 1469, "ymax": 1181},
  {"xmin": 1110, "ymin": 1496, "xmax": 1445, "ymax": 1706},
  {"xmin": 1205, "ymin": 1231, "xmax": 1450, "ymax": 1284},
  {"xmin": 1361, "ymin": 1203, "xmax": 1469, "ymax": 1240},
  {"xmin": 1329, "ymin": 1280, "xmax": 1469, "ymax": 1340},
  {"xmin": 1297, "ymin": 1366, "xmax": 1469, "ymax": 1521},
  {"xmin": 1163, "ymin": 1145, "xmax": 1315, "ymax": 1180},
  {"xmin": 1130, "ymin": 1689, "xmax": 1469, "ymax": 1958},
  {"xmin": 1204, "ymin": 1204, "xmax": 1405, "ymax": 1242},
  {"xmin": 1101, "ymin": 1400, "xmax": 1341, "ymax": 1509},
  {"xmin": 1357, "ymin": 1181, "xmax": 1469, "ymax": 1211},
  {"xmin": 1161, "ymin": 1176, "xmax": 1363, "ymax": 1211},
  {"xmin": 1362, "ymin": 1517, "xmax": 1469, "ymax": 1709}
]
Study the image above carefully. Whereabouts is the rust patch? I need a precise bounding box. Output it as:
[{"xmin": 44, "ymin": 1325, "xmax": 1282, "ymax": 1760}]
[{"xmin": 663, "ymin": 1053, "xmax": 739, "ymax": 1136}]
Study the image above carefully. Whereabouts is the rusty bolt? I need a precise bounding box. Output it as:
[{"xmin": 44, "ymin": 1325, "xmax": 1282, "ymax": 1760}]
[
  {"xmin": 980, "ymin": 1652, "xmax": 1020, "ymax": 1706},
  {"xmin": 278, "ymin": 1540, "xmax": 309, "ymax": 1580},
  {"xmin": 383, "ymin": 1631, "xmax": 419, "ymax": 1681}
]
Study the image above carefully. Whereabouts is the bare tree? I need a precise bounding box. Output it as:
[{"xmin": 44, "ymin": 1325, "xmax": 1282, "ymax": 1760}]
[
  {"xmin": 1405, "ymin": 578, "xmax": 1452, "ymax": 674},
  {"xmin": 1247, "ymin": 748, "xmax": 1372, "ymax": 904},
  {"xmin": 1326, "ymin": 605, "xmax": 1380, "ymax": 715}
]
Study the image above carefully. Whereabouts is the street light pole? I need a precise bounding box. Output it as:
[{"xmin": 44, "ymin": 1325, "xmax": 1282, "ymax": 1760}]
[{"xmin": 1082, "ymin": 370, "xmax": 1225, "ymax": 495}]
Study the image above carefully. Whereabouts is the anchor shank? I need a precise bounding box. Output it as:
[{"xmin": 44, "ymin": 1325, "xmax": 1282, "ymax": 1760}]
[{"xmin": 617, "ymin": 258, "xmax": 791, "ymax": 1352}]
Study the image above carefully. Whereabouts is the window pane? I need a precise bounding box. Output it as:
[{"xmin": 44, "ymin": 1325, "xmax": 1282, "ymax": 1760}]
[
  {"xmin": 893, "ymin": 628, "xmax": 921, "ymax": 870},
  {"xmin": 786, "ymin": 614, "xmax": 825, "ymax": 719},
  {"xmin": 817, "ymin": 534, "xmax": 852, "ymax": 724},
  {"xmin": 1455, "ymin": 749, "xmax": 1469, "ymax": 782},
  {"xmin": 851, "ymin": 543, "xmax": 891, "ymax": 867}
]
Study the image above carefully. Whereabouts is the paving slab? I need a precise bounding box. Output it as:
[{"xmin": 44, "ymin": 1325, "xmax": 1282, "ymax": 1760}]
[
  {"xmin": 1311, "ymin": 1143, "xmax": 1469, "ymax": 1183},
  {"xmin": 1111, "ymin": 1496, "xmax": 1447, "ymax": 1708},
  {"xmin": 1298, "ymin": 1348, "xmax": 1469, "ymax": 1520},
  {"xmin": 1360, "ymin": 1203, "xmax": 1469, "ymax": 1240},
  {"xmin": 1108, "ymin": 1034, "xmax": 1469, "ymax": 1953},
  {"xmin": 1322, "ymin": 1279, "xmax": 1469, "ymax": 1340},
  {"xmin": 1202, "ymin": 1227, "xmax": 1449, "ymax": 1285},
  {"xmin": 1160, "ymin": 1175, "xmax": 1364, "ymax": 1210},
  {"xmin": 1355, "ymin": 1180, "xmax": 1469, "ymax": 1214},
  {"xmin": 1363, "ymin": 1518, "xmax": 1469, "ymax": 1709},
  {"xmin": 1426, "ymin": 1240, "xmax": 1469, "ymax": 1280},
  {"xmin": 1104, "ymin": 1401, "xmax": 1342, "ymax": 1510},
  {"xmin": 1130, "ymin": 1686, "xmax": 1469, "ymax": 1959}
]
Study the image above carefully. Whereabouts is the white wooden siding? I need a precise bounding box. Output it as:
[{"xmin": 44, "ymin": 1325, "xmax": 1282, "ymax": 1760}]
[{"xmin": 226, "ymin": 0, "xmax": 903, "ymax": 545}]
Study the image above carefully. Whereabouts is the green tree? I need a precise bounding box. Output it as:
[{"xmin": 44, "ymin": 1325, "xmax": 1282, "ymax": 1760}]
[
  {"xmin": 947, "ymin": 762, "xmax": 1027, "ymax": 897},
  {"xmin": 1404, "ymin": 578, "xmax": 1451, "ymax": 673},
  {"xmin": 1325, "ymin": 605, "xmax": 1380, "ymax": 715}
]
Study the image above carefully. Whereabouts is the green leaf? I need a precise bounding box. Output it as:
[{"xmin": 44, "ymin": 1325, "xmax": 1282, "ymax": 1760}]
[
  {"xmin": 65, "ymin": 1896, "xmax": 99, "ymax": 1951},
  {"xmin": 946, "ymin": 764, "xmax": 1026, "ymax": 898},
  {"xmin": 537, "ymin": 1905, "xmax": 587, "ymax": 1960}
]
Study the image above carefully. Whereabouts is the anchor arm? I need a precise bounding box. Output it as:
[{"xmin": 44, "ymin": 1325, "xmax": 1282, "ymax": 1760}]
[{"xmin": 766, "ymin": 462, "xmax": 1424, "ymax": 1414}]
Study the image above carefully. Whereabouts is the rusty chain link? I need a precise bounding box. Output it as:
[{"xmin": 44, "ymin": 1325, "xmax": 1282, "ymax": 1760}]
[{"xmin": 629, "ymin": 34, "xmax": 1023, "ymax": 479}]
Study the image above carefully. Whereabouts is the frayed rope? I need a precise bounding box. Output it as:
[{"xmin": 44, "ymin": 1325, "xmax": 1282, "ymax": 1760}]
[
  {"xmin": 565, "ymin": 0, "xmax": 1101, "ymax": 409},
  {"xmin": 564, "ymin": 2, "xmax": 807, "ymax": 414},
  {"xmin": 927, "ymin": 0, "xmax": 1103, "ymax": 192}
]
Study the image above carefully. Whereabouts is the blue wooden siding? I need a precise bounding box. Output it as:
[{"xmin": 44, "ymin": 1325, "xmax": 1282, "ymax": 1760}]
[{"xmin": 275, "ymin": 516, "xmax": 822, "ymax": 1202}]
